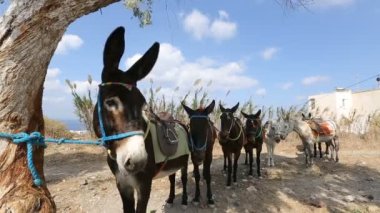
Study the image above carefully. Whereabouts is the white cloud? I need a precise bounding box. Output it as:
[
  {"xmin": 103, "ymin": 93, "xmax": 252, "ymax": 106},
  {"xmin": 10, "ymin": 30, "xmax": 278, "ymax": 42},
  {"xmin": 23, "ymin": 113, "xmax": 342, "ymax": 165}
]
[
  {"xmin": 256, "ymin": 88, "xmax": 267, "ymax": 96},
  {"xmin": 68, "ymin": 80, "xmax": 99, "ymax": 97},
  {"xmin": 312, "ymin": 0, "xmax": 355, "ymax": 9},
  {"xmin": 302, "ymin": 76, "xmax": 329, "ymax": 86},
  {"xmin": 296, "ymin": 95, "xmax": 306, "ymax": 101},
  {"xmin": 182, "ymin": 9, "xmax": 237, "ymax": 41},
  {"xmin": 281, "ymin": 82, "xmax": 293, "ymax": 90},
  {"xmin": 46, "ymin": 68, "xmax": 60, "ymax": 79},
  {"xmin": 56, "ymin": 34, "xmax": 84, "ymax": 54},
  {"xmin": 261, "ymin": 47, "xmax": 279, "ymax": 60},
  {"xmin": 126, "ymin": 43, "xmax": 258, "ymax": 99}
]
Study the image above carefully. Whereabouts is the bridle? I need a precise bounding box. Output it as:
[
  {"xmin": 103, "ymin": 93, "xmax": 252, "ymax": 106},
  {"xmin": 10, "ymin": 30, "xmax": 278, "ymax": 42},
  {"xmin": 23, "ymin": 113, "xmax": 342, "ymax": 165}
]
[
  {"xmin": 220, "ymin": 112, "xmax": 243, "ymax": 141},
  {"xmin": 188, "ymin": 115, "xmax": 211, "ymax": 152},
  {"xmin": 245, "ymin": 117, "xmax": 262, "ymax": 140},
  {"xmin": 97, "ymin": 82, "xmax": 146, "ymax": 147}
]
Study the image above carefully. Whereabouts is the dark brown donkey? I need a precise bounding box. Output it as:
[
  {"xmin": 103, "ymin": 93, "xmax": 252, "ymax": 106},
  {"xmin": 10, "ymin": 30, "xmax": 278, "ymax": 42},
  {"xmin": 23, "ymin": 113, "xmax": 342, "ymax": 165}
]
[
  {"xmin": 218, "ymin": 103, "xmax": 245, "ymax": 187},
  {"xmin": 93, "ymin": 27, "xmax": 189, "ymax": 213},
  {"xmin": 181, "ymin": 101, "xmax": 217, "ymax": 207},
  {"xmin": 241, "ymin": 110, "xmax": 263, "ymax": 178}
]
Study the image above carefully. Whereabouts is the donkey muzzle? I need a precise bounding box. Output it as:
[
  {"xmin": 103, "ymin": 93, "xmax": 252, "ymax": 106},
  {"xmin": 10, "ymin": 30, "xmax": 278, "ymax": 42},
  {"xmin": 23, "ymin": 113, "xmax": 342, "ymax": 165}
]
[{"xmin": 116, "ymin": 135, "xmax": 148, "ymax": 173}]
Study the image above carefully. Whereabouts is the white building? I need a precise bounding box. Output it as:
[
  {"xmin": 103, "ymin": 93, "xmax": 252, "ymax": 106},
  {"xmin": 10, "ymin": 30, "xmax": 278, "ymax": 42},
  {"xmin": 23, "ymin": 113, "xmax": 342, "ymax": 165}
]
[{"xmin": 308, "ymin": 88, "xmax": 380, "ymax": 134}]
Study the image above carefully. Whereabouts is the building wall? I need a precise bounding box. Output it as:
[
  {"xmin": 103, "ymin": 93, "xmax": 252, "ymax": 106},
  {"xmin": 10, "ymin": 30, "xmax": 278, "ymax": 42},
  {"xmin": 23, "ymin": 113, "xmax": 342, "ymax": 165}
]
[{"xmin": 308, "ymin": 88, "xmax": 380, "ymax": 134}]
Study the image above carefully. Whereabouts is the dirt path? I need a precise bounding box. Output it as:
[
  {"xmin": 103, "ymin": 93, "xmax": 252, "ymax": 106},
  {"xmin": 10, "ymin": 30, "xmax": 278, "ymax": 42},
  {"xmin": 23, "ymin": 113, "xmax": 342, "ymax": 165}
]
[{"xmin": 44, "ymin": 139, "xmax": 380, "ymax": 213}]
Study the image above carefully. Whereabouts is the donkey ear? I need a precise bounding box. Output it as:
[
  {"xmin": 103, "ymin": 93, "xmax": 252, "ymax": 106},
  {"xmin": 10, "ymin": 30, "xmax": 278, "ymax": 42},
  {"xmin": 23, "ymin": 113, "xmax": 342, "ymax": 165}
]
[
  {"xmin": 181, "ymin": 102, "xmax": 194, "ymax": 116},
  {"xmin": 219, "ymin": 103, "xmax": 226, "ymax": 112},
  {"xmin": 231, "ymin": 102, "xmax": 240, "ymax": 113},
  {"xmin": 103, "ymin": 26, "xmax": 125, "ymax": 70},
  {"xmin": 125, "ymin": 42, "xmax": 160, "ymax": 82},
  {"xmin": 102, "ymin": 27, "xmax": 125, "ymax": 82},
  {"xmin": 204, "ymin": 100, "xmax": 215, "ymax": 115},
  {"xmin": 241, "ymin": 111, "xmax": 249, "ymax": 118},
  {"xmin": 302, "ymin": 113, "xmax": 306, "ymax": 119},
  {"xmin": 308, "ymin": 112, "xmax": 312, "ymax": 118},
  {"xmin": 255, "ymin": 109, "xmax": 261, "ymax": 117}
]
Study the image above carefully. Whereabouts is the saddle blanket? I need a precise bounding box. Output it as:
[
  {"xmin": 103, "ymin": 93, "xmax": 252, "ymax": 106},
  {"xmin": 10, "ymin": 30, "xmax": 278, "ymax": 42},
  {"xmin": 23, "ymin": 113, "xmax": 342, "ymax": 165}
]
[{"xmin": 150, "ymin": 122, "xmax": 190, "ymax": 163}]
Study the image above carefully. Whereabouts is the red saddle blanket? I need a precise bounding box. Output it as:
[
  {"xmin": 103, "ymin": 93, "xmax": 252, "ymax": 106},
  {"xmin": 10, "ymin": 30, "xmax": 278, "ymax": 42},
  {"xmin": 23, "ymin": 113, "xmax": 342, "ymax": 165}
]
[{"xmin": 307, "ymin": 119, "xmax": 336, "ymax": 136}]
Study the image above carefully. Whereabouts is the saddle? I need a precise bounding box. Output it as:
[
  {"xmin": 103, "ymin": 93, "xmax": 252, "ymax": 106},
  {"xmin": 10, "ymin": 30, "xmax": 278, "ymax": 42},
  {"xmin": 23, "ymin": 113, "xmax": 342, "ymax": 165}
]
[
  {"xmin": 307, "ymin": 119, "xmax": 335, "ymax": 136},
  {"xmin": 148, "ymin": 109, "xmax": 179, "ymax": 157}
]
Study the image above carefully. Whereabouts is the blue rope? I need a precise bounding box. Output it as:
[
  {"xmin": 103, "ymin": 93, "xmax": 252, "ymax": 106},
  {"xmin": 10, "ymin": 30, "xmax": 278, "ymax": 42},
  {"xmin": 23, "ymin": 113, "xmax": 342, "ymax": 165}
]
[{"xmin": 0, "ymin": 131, "xmax": 105, "ymax": 186}]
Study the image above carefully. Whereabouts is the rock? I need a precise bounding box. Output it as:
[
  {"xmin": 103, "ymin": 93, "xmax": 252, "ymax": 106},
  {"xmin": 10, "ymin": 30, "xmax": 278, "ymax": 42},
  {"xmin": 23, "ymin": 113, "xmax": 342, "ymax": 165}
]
[
  {"xmin": 80, "ymin": 179, "xmax": 88, "ymax": 186},
  {"xmin": 363, "ymin": 194, "xmax": 374, "ymax": 201},
  {"xmin": 247, "ymin": 186, "xmax": 257, "ymax": 192},
  {"xmin": 309, "ymin": 196, "xmax": 326, "ymax": 208},
  {"xmin": 231, "ymin": 193, "xmax": 237, "ymax": 198},
  {"xmin": 242, "ymin": 179, "xmax": 248, "ymax": 182},
  {"xmin": 344, "ymin": 195, "xmax": 355, "ymax": 202},
  {"xmin": 366, "ymin": 177, "xmax": 374, "ymax": 182},
  {"xmin": 282, "ymin": 187, "xmax": 295, "ymax": 195}
]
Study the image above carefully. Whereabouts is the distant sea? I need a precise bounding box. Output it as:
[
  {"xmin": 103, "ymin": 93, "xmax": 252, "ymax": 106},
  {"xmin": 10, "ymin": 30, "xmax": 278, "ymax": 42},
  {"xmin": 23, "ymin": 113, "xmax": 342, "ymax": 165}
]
[{"xmin": 60, "ymin": 119, "xmax": 86, "ymax": 131}]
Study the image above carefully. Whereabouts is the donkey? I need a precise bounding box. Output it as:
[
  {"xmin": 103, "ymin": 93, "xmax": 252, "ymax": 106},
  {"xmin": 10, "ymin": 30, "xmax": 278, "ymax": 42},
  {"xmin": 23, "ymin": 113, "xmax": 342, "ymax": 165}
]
[
  {"xmin": 182, "ymin": 101, "xmax": 217, "ymax": 207},
  {"xmin": 302, "ymin": 113, "xmax": 330, "ymax": 158},
  {"xmin": 218, "ymin": 103, "xmax": 245, "ymax": 187},
  {"xmin": 262, "ymin": 120, "xmax": 283, "ymax": 167},
  {"xmin": 93, "ymin": 27, "xmax": 189, "ymax": 213},
  {"xmin": 277, "ymin": 115, "xmax": 340, "ymax": 167},
  {"xmin": 241, "ymin": 110, "xmax": 263, "ymax": 177},
  {"xmin": 301, "ymin": 113, "xmax": 339, "ymax": 161}
]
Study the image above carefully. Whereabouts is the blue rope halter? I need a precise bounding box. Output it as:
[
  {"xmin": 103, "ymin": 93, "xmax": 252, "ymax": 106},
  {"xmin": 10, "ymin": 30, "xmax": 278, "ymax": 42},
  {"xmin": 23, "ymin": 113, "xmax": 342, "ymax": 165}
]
[
  {"xmin": 188, "ymin": 115, "xmax": 210, "ymax": 151},
  {"xmin": 97, "ymin": 83, "xmax": 145, "ymax": 146}
]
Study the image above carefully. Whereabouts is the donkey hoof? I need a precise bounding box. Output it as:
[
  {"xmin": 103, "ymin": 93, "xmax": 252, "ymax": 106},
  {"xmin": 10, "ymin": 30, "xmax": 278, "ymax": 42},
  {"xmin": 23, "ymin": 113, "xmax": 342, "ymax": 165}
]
[
  {"xmin": 181, "ymin": 204, "xmax": 188, "ymax": 210},
  {"xmin": 226, "ymin": 185, "xmax": 231, "ymax": 189},
  {"xmin": 192, "ymin": 200, "xmax": 200, "ymax": 206},
  {"xmin": 233, "ymin": 182, "xmax": 238, "ymax": 186},
  {"xmin": 165, "ymin": 202, "xmax": 173, "ymax": 208},
  {"xmin": 208, "ymin": 204, "xmax": 215, "ymax": 208},
  {"xmin": 258, "ymin": 176, "xmax": 263, "ymax": 179}
]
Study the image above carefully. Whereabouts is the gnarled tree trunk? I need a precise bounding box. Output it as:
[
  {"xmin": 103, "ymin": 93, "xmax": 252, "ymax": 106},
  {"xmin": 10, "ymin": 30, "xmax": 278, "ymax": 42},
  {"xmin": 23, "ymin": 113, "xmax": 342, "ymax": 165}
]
[{"xmin": 0, "ymin": 0, "xmax": 119, "ymax": 212}]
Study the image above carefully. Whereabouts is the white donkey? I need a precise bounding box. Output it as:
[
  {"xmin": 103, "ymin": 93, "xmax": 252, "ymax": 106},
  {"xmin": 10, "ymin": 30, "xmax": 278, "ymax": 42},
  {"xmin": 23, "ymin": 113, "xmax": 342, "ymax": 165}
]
[
  {"xmin": 277, "ymin": 115, "xmax": 340, "ymax": 167},
  {"xmin": 263, "ymin": 120, "xmax": 283, "ymax": 167}
]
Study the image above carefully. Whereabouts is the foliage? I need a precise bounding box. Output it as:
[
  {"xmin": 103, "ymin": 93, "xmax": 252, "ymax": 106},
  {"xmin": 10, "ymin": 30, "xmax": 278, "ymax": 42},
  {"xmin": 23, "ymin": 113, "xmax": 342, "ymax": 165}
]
[
  {"xmin": 44, "ymin": 117, "xmax": 73, "ymax": 139},
  {"xmin": 124, "ymin": 0, "xmax": 153, "ymax": 27},
  {"xmin": 66, "ymin": 76, "xmax": 95, "ymax": 137}
]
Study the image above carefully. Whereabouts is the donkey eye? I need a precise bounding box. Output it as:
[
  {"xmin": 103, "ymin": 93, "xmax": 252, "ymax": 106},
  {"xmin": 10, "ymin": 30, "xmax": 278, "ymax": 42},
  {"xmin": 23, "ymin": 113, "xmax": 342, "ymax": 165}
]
[{"xmin": 104, "ymin": 97, "xmax": 122, "ymax": 112}]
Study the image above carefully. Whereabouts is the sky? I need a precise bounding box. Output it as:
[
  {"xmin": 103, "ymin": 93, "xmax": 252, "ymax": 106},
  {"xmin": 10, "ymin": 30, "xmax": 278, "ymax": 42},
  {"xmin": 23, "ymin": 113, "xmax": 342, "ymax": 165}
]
[{"xmin": 2, "ymin": 0, "xmax": 380, "ymax": 121}]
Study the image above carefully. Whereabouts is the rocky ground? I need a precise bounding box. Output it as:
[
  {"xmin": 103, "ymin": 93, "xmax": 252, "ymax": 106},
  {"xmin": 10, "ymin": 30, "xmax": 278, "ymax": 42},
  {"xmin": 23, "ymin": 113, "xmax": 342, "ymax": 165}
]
[{"xmin": 44, "ymin": 134, "xmax": 380, "ymax": 213}]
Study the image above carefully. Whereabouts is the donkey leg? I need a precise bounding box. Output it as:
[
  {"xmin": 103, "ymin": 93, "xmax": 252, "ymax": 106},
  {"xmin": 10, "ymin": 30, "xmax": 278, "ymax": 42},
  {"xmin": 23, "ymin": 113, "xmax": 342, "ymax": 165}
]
[
  {"xmin": 244, "ymin": 149, "xmax": 248, "ymax": 165},
  {"xmin": 266, "ymin": 143, "xmax": 271, "ymax": 166},
  {"xmin": 136, "ymin": 179, "xmax": 152, "ymax": 213},
  {"xmin": 192, "ymin": 164, "xmax": 201, "ymax": 205},
  {"xmin": 223, "ymin": 153, "xmax": 227, "ymax": 172},
  {"xmin": 227, "ymin": 153, "xmax": 232, "ymax": 187},
  {"xmin": 271, "ymin": 143, "xmax": 276, "ymax": 167},
  {"xmin": 233, "ymin": 152, "xmax": 240, "ymax": 184},
  {"xmin": 166, "ymin": 173, "xmax": 176, "ymax": 205},
  {"xmin": 181, "ymin": 166, "xmax": 188, "ymax": 207},
  {"xmin": 118, "ymin": 183, "xmax": 136, "ymax": 213},
  {"xmin": 318, "ymin": 142, "xmax": 323, "ymax": 158},
  {"xmin": 335, "ymin": 138, "xmax": 340, "ymax": 162},
  {"xmin": 203, "ymin": 153, "xmax": 215, "ymax": 207},
  {"xmin": 256, "ymin": 147, "xmax": 262, "ymax": 178},
  {"xmin": 248, "ymin": 149, "xmax": 253, "ymax": 176},
  {"xmin": 325, "ymin": 142, "xmax": 330, "ymax": 156},
  {"xmin": 313, "ymin": 143, "xmax": 317, "ymax": 158}
]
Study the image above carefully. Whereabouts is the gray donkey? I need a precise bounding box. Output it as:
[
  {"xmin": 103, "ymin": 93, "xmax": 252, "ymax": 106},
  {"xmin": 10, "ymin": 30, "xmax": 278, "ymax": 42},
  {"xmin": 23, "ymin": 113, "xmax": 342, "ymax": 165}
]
[{"xmin": 277, "ymin": 111, "xmax": 340, "ymax": 167}]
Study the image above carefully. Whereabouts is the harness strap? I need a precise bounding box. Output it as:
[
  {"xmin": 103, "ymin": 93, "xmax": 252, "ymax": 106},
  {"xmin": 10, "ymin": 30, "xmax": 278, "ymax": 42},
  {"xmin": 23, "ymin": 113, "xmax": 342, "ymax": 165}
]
[{"xmin": 227, "ymin": 118, "xmax": 243, "ymax": 141}]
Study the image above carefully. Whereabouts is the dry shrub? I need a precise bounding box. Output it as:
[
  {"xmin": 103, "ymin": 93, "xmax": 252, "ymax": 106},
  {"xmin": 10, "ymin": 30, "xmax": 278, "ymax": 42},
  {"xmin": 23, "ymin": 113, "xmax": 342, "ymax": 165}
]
[{"xmin": 44, "ymin": 117, "xmax": 73, "ymax": 139}]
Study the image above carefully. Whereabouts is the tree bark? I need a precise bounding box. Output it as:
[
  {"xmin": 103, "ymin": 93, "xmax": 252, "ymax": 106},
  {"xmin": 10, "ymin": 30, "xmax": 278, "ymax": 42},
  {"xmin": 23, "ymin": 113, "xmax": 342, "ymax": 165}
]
[{"xmin": 0, "ymin": 0, "xmax": 119, "ymax": 212}]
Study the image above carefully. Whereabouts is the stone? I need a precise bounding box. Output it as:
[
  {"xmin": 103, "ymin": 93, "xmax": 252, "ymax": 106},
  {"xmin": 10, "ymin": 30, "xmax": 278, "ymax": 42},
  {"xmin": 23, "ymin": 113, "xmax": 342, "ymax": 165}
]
[
  {"xmin": 344, "ymin": 195, "xmax": 355, "ymax": 202},
  {"xmin": 309, "ymin": 196, "xmax": 326, "ymax": 208},
  {"xmin": 247, "ymin": 186, "xmax": 257, "ymax": 192}
]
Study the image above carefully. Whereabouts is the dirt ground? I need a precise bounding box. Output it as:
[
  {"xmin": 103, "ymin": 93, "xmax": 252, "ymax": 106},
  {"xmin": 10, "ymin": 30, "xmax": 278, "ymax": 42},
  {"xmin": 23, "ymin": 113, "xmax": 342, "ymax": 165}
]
[{"xmin": 44, "ymin": 133, "xmax": 380, "ymax": 213}]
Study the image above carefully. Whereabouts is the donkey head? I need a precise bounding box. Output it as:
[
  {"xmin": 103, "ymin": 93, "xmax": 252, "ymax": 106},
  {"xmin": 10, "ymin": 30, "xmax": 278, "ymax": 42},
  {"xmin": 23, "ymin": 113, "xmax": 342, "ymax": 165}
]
[
  {"xmin": 301, "ymin": 112, "xmax": 312, "ymax": 121},
  {"xmin": 219, "ymin": 103, "xmax": 240, "ymax": 140},
  {"xmin": 182, "ymin": 100, "xmax": 215, "ymax": 165},
  {"xmin": 263, "ymin": 120, "xmax": 282, "ymax": 143},
  {"xmin": 241, "ymin": 110, "xmax": 262, "ymax": 143},
  {"xmin": 93, "ymin": 27, "xmax": 160, "ymax": 175}
]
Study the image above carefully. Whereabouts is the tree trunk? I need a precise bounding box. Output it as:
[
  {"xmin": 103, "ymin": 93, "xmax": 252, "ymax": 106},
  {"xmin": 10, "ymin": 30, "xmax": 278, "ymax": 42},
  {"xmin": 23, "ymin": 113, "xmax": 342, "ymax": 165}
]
[{"xmin": 0, "ymin": 0, "xmax": 119, "ymax": 212}]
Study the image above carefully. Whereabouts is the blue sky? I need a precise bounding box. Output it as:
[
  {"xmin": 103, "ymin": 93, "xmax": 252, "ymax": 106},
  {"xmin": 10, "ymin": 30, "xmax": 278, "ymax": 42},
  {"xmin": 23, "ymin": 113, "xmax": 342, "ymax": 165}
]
[{"xmin": 2, "ymin": 0, "xmax": 380, "ymax": 120}]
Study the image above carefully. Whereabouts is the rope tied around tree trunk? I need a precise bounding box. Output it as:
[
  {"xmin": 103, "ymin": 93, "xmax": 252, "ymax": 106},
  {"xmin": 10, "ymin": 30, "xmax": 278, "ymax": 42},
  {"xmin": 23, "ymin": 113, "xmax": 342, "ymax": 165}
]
[{"xmin": 0, "ymin": 131, "xmax": 104, "ymax": 186}]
